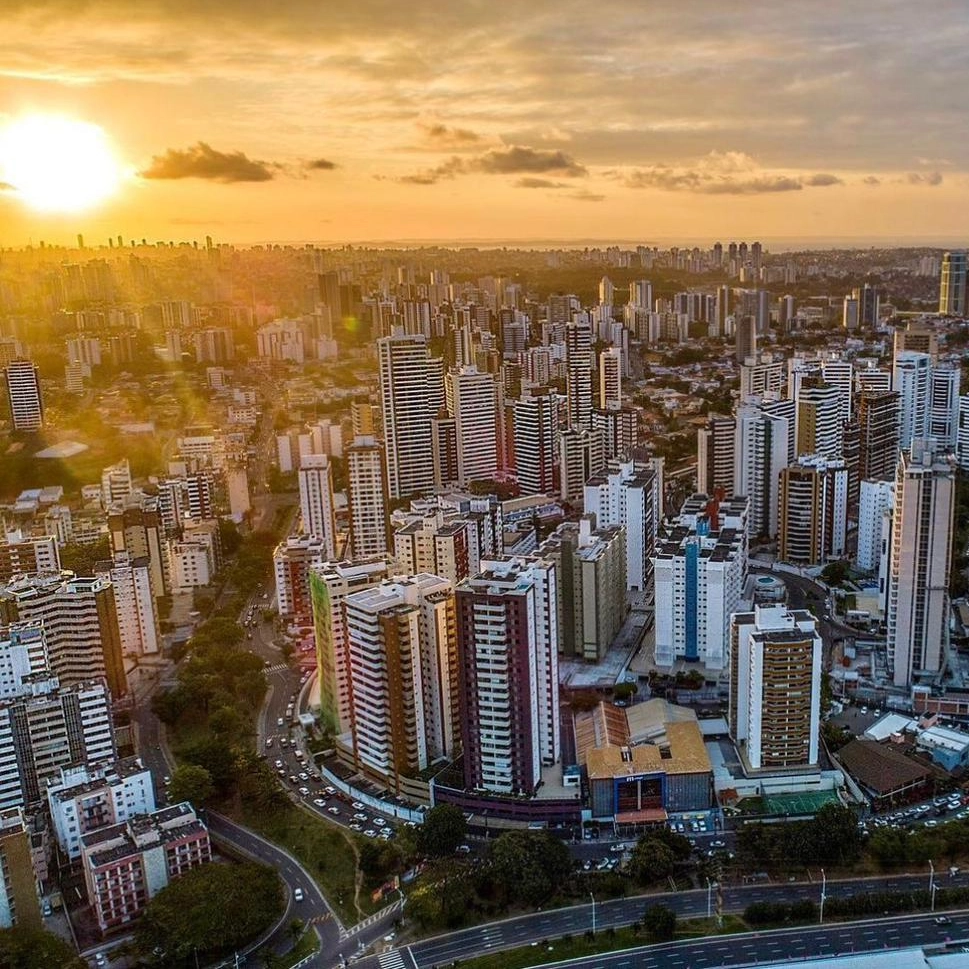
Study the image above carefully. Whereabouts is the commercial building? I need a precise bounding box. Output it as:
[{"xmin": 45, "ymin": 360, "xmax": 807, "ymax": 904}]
[
  {"xmin": 346, "ymin": 436, "xmax": 390, "ymax": 559},
  {"xmin": 777, "ymin": 456, "xmax": 848, "ymax": 566},
  {"xmin": 939, "ymin": 250, "xmax": 967, "ymax": 316},
  {"xmin": 653, "ymin": 494, "xmax": 748, "ymax": 671},
  {"xmin": 583, "ymin": 456, "xmax": 663, "ymax": 592},
  {"xmin": 47, "ymin": 761, "xmax": 155, "ymax": 860},
  {"xmin": 81, "ymin": 802, "xmax": 211, "ymax": 935},
  {"xmin": 886, "ymin": 439, "xmax": 955, "ymax": 687},
  {"xmin": 729, "ymin": 606, "xmax": 822, "ymax": 771},
  {"xmin": 539, "ymin": 519, "xmax": 627, "ymax": 661},
  {"xmin": 456, "ymin": 557, "xmax": 560, "ymax": 795},
  {"xmin": 309, "ymin": 557, "xmax": 396, "ymax": 734},
  {"xmin": 5, "ymin": 359, "xmax": 43, "ymax": 432}
]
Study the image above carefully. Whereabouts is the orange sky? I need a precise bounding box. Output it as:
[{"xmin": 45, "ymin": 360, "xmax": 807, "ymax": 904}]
[{"xmin": 1, "ymin": 1, "xmax": 967, "ymax": 248}]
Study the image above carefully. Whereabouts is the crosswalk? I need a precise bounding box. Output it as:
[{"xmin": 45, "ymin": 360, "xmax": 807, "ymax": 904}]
[
  {"xmin": 377, "ymin": 950, "xmax": 407, "ymax": 969},
  {"xmin": 265, "ymin": 662, "xmax": 289, "ymax": 674}
]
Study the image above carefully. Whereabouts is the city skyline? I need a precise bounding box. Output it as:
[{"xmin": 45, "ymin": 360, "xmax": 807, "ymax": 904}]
[{"xmin": 2, "ymin": 1, "xmax": 969, "ymax": 246}]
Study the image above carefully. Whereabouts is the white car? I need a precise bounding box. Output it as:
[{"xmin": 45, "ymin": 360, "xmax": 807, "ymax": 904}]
[
  {"xmin": 314, "ymin": 798, "xmax": 326, "ymax": 807},
  {"xmin": 275, "ymin": 760, "xmax": 283, "ymax": 769},
  {"xmin": 371, "ymin": 816, "xmax": 386, "ymax": 826},
  {"xmin": 294, "ymin": 888, "xmax": 304, "ymax": 903},
  {"xmin": 351, "ymin": 801, "xmax": 365, "ymax": 810},
  {"xmin": 327, "ymin": 806, "xmax": 340, "ymax": 815},
  {"xmin": 299, "ymin": 787, "xmax": 310, "ymax": 796},
  {"xmin": 364, "ymin": 829, "xmax": 377, "ymax": 838}
]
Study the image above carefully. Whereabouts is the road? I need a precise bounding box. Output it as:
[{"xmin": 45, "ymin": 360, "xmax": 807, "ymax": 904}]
[
  {"xmin": 350, "ymin": 870, "xmax": 968, "ymax": 969},
  {"xmin": 395, "ymin": 911, "xmax": 969, "ymax": 969}
]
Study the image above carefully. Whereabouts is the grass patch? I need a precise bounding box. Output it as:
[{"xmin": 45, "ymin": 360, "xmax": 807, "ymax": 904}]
[
  {"xmin": 231, "ymin": 796, "xmax": 375, "ymax": 926},
  {"xmin": 453, "ymin": 916, "xmax": 748, "ymax": 969},
  {"xmin": 272, "ymin": 928, "xmax": 320, "ymax": 969}
]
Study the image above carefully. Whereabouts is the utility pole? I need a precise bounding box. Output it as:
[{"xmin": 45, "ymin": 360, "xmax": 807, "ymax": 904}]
[
  {"xmin": 930, "ymin": 859, "xmax": 937, "ymax": 912},
  {"xmin": 706, "ymin": 878, "xmax": 714, "ymax": 919},
  {"xmin": 589, "ymin": 893, "xmax": 596, "ymax": 936},
  {"xmin": 819, "ymin": 869, "xmax": 826, "ymax": 924}
]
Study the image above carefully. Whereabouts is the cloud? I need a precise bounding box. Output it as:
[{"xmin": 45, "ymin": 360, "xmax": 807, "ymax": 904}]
[
  {"xmin": 474, "ymin": 146, "xmax": 586, "ymax": 176},
  {"xmin": 905, "ymin": 171, "xmax": 943, "ymax": 185},
  {"xmin": 305, "ymin": 158, "xmax": 337, "ymax": 170},
  {"xmin": 419, "ymin": 123, "xmax": 482, "ymax": 146},
  {"xmin": 626, "ymin": 166, "xmax": 804, "ymax": 194},
  {"xmin": 140, "ymin": 142, "xmax": 274, "ymax": 182},
  {"xmin": 801, "ymin": 172, "xmax": 842, "ymax": 186},
  {"xmin": 862, "ymin": 175, "xmax": 881, "ymax": 185},
  {"xmin": 0, "ymin": 182, "xmax": 14, "ymax": 191},
  {"xmin": 567, "ymin": 189, "xmax": 605, "ymax": 202},
  {"xmin": 515, "ymin": 177, "xmax": 565, "ymax": 189}
]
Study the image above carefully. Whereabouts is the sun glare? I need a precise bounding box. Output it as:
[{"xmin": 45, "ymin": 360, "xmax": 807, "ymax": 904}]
[{"xmin": 0, "ymin": 116, "xmax": 121, "ymax": 213}]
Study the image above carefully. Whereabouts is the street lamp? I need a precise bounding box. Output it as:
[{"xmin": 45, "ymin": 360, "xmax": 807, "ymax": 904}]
[
  {"xmin": 930, "ymin": 860, "xmax": 937, "ymax": 912},
  {"xmin": 706, "ymin": 878, "xmax": 714, "ymax": 919},
  {"xmin": 819, "ymin": 869, "xmax": 826, "ymax": 925},
  {"xmin": 589, "ymin": 893, "xmax": 596, "ymax": 936}
]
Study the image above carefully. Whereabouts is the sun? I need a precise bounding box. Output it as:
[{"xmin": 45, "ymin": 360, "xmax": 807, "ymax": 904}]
[{"xmin": 0, "ymin": 116, "xmax": 121, "ymax": 213}]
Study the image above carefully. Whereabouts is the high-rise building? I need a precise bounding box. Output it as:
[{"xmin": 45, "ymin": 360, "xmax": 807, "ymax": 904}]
[
  {"xmin": 513, "ymin": 393, "xmax": 557, "ymax": 496},
  {"xmin": 298, "ymin": 453, "xmax": 336, "ymax": 559},
  {"xmin": 100, "ymin": 460, "xmax": 132, "ymax": 509},
  {"xmin": 733, "ymin": 397, "xmax": 794, "ymax": 539},
  {"xmin": 939, "ymin": 250, "xmax": 967, "ymax": 316},
  {"xmin": 0, "ymin": 809, "xmax": 41, "ymax": 929},
  {"xmin": 958, "ymin": 396, "xmax": 969, "ymax": 472},
  {"xmin": 309, "ymin": 557, "xmax": 396, "ymax": 734},
  {"xmin": 853, "ymin": 283, "xmax": 880, "ymax": 328},
  {"xmin": 273, "ymin": 535, "xmax": 329, "ymax": 625},
  {"xmin": 0, "ymin": 530, "xmax": 60, "ymax": 584},
  {"xmin": 857, "ymin": 391, "xmax": 900, "ymax": 482},
  {"xmin": 795, "ymin": 381, "xmax": 842, "ymax": 459},
  {"xmin": 107, "ymin": 495, "xmax": 167, "ymax": 600},
  {"xmin": 378, "ymin": 330, "xmax": 440, "ymax": 499},
  {"xmin": 0, "ymin": 574, "xmax": 126, "ymax": 700},
  {"xmin": 583, "ymin": 457, "xmax": 663, "ymax": 592},
  {"xmin": 445, "ymin": 366, "xmax": 498, "ymax": 486},
  {"xmin": 929, "ymin": 366, "xmax": 960, "ymax": 449},
  {"xmin": 344, "ymin": 574, "xmax": 456, "ymax": 792},
  {"xmin": 538, "ymin": 519, "xmax": 626, "ymax": 661},
  {"xmin": 564, "ymin": 321, "xmax": 593, "ymax": 430},
  {"xmin": 777, "ymin": 456, "xmax": 848, "ymax": 566},
  {"xmin": 346, "ymin": 436, "xmax": 390, "ymax": 559},
  {"xmin": 893, "ymin": 351, "xmax": 932, "ymax": 451},
  {"xmin": 653, "ymin": 494, "xmax": 748, "ymax": 671},
  {"xmin": 559, "ymin": 428, "xmax": 603, "ymax": 501},
  {"xmin": 456, "ymin": 557, "xmax": 559, "ymax": 795},
  {"xmin": 886, "ymin": 440, "xmax": 954, "ymax": 687},
  {"xmin": 739, "ymin": 353, "xmax": 785, "ymax": 400},
  {"xmin": 729, "ymin": 606, "xmax": 822, "ymax": 771},
  {"xmin": 598, "ymin": 347, "xmax": 622, "ymax": 411},
  {"xmin": 894, "ymin": 324, "xmax": 938, "ymax": 364},
  {"xmin": 5, "ymin": 360, "xmax": 43, "ymax": 432},
  {"xmin": 697, "ymin": 416, "xmax": 736, "ymax": 495},
  {"xmin": 93, "ymin": 553, "xmax": 159, "ymax": 658},
  {"xmin": 591, "ymin": 407, "xmax": 639, "ymax": 463},
  {"xmin": 857, "ymin": 480, "xmax": 894, "ymax": 574},
  {"xmin": 734, "ymin": 315, "xmax": 756, "ymax": 363}
]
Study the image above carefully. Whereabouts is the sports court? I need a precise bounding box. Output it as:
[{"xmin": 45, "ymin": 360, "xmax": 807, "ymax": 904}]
[{"xmin": 763, "ymin": 789, "xmax": 842, "ymax": 815}]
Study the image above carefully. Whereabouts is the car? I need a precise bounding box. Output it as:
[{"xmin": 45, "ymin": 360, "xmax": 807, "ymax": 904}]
[
  {"xmin": 327, "ymin": 806, "xmax": 340, "ymax": 815},
  {"xmin": 314, "ymin": 798, "xmax": 326, "ymax": 807},
  {"xmin": 455, "ymin": 844, "xmax": 471, "ymax": 854},
  {"xmin": 294, "ymin": 888, "xmax": 304, "ymax": 903},
  {"xmin": 372, "ymin": 816, "xmax": 386, "ymax": 826},
  {"xmin": 364, "ymin": 829, "xmax": 377, "ymax": 838},
  {"xmin": 277, "ymin": 718, "xmax": 284, "ymax": 727},
  {"xmin": 299, "ymin": 787, "xmax": 310, "ymax": 796},
  {"xmin": 94, "ymin": 955, "xmax": 107, "ymax": 968},
  {"xmin": 935, "ymin": 915, "xmax": 952, "ymax": 925},
  {"xmin": 349, "ymin": 823, "xmax": 363, "ymax": 831},
  {"xmin": 926, "ymin": 820, "xmax": 939, "ymax": 828},
  {"xmin": 324, "ymin": 786, "xmax": 336, "ymax": 796},
  {"xmin": 42, "ymin": 900, "xmax": 52, "ymax": 917},
  {"xmin": 582, "ymin": 860, "xmax": 593, "ymax": 871},
  {"xmin": 289, "ymin": 775, "xmax": 298, "ymax": 784},
  {"xmin": 379, "ymin": 831, "xmax": 392, "ymax": 840},
  {"xmin": 351, "ymin": 801, "xmax": 365, "ymax": 810},
  {"xmin": 265, "ymin": 738, "xmax": 273, "ymax": 748},
  {"xmin": 298, "ymin": 772, "xmax": 308, "ymax": 781},
  {"xmin": 353, "ymin": 812, "xmax": 367, "ymax": 821},
  {"xmin": 711, "ymin": 840, "xmax": 726, "ymax": 848},
  {"xmin": 275, "ymin": 760, "xmax": 283, "ymax": 769}
]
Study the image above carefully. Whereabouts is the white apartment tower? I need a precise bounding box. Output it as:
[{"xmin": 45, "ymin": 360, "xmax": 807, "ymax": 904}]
[
  {"xmin": 564, "ymin": 321, "xmax": 593, "ymax": 430},
  {"xmin": 347, "ymin": 436, "xmax": 390, "ymax": 559},
  {"xmin": 893, "ymin": 351, "xmax": 932, "ymax": 451},
  {"xmin": 734, "ymin": 398, "xmax": 793, "ymax": 539},
  {"xmin": 598, "ymin": 347, "xmax": 622, "ymax": 411},
  {"xmin": 298, "ymin": 453, "xmax": 336, "ymax": 559},
  {"xmin": 513, "ymin": 393, "xmax": 557, "ymax": 497},
  {"xmin": 445, "ymin": 366, "xmax": 498, "ymax": 487},
  {"xmin": 5, "ymin": 360, "xmax": 43, "ymax": 432},
  {"xmin": 886, "ymin": 439, "xmax": 955, "ymax": 687},
  {"xmin": 929, "ymin": 366, "xmax": 960, "ymax": 450}
]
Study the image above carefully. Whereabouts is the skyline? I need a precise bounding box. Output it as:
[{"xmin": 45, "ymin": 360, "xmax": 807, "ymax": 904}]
[{"xmin": 2, "ymin": 1, "xmax": 969, "ymax": 246}]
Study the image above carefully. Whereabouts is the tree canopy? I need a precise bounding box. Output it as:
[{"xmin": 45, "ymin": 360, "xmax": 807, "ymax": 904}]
[
  {"xmin": 486, "ymin": 830, "xmax": 572, "ymax": 907},
  {"xmin": 0, "ymin": 926, "xmax": 86, "ymax": 969},
  {"xmin": 417, "ymin": 804, "xmax": 468, "ymax": 857},
  {"xmin": 167, "ymin": 763, "xmax": 214, "ymax": 808},
  {"xmin": 135, "ymin": 862, "xmax": 284, "ymax": 966}
]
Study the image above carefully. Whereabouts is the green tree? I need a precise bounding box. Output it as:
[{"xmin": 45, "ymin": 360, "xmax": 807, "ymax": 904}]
[
  {"xmin": 642, "ymin": 903, "xmax": 677, "ymax": 942},
  {"xmin": 820, "ymin": 560, "xmax": 850, "ymax": 586},
  {"xmin": 628, "ymin": 838, "xmax": 677, "ymax": 885},
  {"xmin": 135, "ymin": 862, "xmax": 284, "ymax": 966},
  {"xmin": 167, "ymin": 763, "xmax": 214, "ymax": 808},
  {"xmin": 488, "ymin": 831, "xmax": 572, "ymax": 906},
  {"xmin": 417, "ymin": 804, "xmax": 469, "ymax": 857},
  {"xmin": 0, "ymin": 926, "xmax": 86, "ymax": 968}
]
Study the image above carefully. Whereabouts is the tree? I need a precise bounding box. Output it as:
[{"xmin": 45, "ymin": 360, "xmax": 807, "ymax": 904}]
[
  {"xmin": 0, "ymin": 926, "xmax": 86, "ymax": 968},
  {"xmin": 820, "ymin": 560, "xmax": 850, "ymax": 587},
  {"xmin": 167, "ymin": 763, "xmax": 214, "ymax": 808},
  {"xmin": 642, "ymin": 903, "xmax": 677, "ymax": 942},
  {"xmin": 135, "ymin": 862, "xmax": 284, "ymax": 966},
  {"xmin": 488, "ymin": 831, "xmax": 572, "ymax": 906},
  {"xmin": 417, "ymin": 804, "xmax": 468, "ymax": 857},
  {"xmin": 628, "ymin": 838, "xmax": 676, "ymax": 885}
]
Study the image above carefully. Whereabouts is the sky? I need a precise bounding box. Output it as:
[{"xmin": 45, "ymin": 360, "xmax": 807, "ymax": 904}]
[{"xmin": 1, "ymin": 0, "xmax": 968, "ymax": 247}]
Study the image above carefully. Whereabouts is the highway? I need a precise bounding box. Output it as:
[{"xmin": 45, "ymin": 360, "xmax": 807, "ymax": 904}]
[{"xmin": 348, "ymin": 870, "xmax": 968, "ymax": 969}]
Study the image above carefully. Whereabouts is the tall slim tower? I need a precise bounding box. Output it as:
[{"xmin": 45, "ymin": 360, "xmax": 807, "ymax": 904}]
[
  {"xmin": 378, "ymin": 330, "xmax": 440, "ymax": 500},
  {"xmin": 564, "ymin": 321, "xmax": 593, "ymax": 430},
  {"xmin": 886, "ymin": 440, "xmax": 954, "ymax": 687},
  {"xmin": 5, "ymin": 360, "xmax": 43, "ymax": 432},
  {"xmin": 857, "ymin": 391, "xmax": 900, "ymax": 482},
  {"xmin": 346, "ymin": 436, "xmax": 390, "ymax": 559},
  {"xmin": 598, "ymin": 347, "xmax": 622, "ymax": 411},
  {"xmin": 939, "ymin": 250, "xmax": 968, "ymax": 316},
  {"xmin": 298, "ymin": 454, "xmax": 336, "ymax": 559},
  {"xmin": 929, "ymin": 366, "xmax": 960, "ymax": 450},
  {"xmin": 445, "ymin": 366, "xmax": 498, "ymax": 487},
  {"xmin": 892, "ymin": 351, "xmax": 932, "ymax": 451},
  {"xmin": 513, "ymin": 393, "xmax": 557, "ymax": 497}
]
